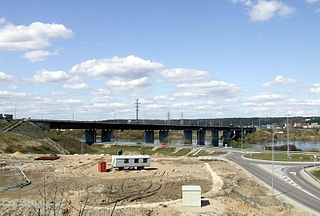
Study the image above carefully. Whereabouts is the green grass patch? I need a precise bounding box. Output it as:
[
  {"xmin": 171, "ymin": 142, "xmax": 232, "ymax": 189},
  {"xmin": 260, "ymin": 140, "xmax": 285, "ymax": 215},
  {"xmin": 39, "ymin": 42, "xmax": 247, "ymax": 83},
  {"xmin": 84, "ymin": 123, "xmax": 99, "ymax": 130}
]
[
  {"xmin": 91, "ymin": 144, "xmax": 194, "ymax": 157},
  {"xmin": 311, "ymin": 169, "xmax": 320, "ymax": 179},
  {"xmin": 245, "ymin": 153, "xmax": 319, "ymax": 162},
  {"xmin": 174, "ymin": 148, "xmax": 192, "ymax": 156},
  {"xmin": 91, "ymin": 144, "xmax": 154, "ymax": 155},
  {"xmin": 230, "ymin": 140, "xmax": 252, "ymax": 149},
  {"xmin": 199, "ymin": 159, "xmax": 227, "ymax": 163}
]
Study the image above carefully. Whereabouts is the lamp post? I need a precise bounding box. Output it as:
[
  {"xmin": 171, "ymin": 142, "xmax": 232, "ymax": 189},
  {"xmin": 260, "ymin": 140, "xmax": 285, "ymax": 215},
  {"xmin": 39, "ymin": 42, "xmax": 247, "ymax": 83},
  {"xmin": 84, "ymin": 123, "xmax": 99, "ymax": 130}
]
[{"xmin": 272, "ymin": 131, "xmax": 284, "ymax": 195}]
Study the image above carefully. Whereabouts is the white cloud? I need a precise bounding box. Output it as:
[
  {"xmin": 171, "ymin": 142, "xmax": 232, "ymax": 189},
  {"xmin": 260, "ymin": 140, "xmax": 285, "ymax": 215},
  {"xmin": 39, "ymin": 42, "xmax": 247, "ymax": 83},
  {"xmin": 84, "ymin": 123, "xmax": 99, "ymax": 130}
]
[
  {"xmin": 106, "ymin": 77, "xmax": 149, "ymax": 93},
  {"xmin": 0, "ymin": 90, "xmax": 27, "ymax": 98},
  {"xmin": 306, "ymin": 0, "xmax": 319, "ymax": 4},
  {"xmin": 309, "ymin": 83, "xmax": 320, "ymax": 93},
  {"xmin": 22, "ymin": 50, "xmax": 58, "ymax": 62},
  {"xmin": 153, "ymin": 95, "xmax": 176, "ymax": 101},
  {"xmin": 262, "ymin": 75, "xmax": 297, "ymax": 87},
  {"xmin": 160, "ymin": 68, "xmax": 209, "ymax": 82},
  {"xmin": 230, "ymin": 0, "xmax": 252, "ymax": 6},
  {"xmin": 67, "ymin": 75, "xmax": 83, "ymax": 83},
  {"xmin": 0, "ymin": 22, "xmax": 73, "ymax": 51},
  {"xmin": 63, "ymin": 83, "xmax": 89, "ymax": 90},
  {"xmin": 0, "ymin": 72, "xmax": 14, "ymax": 82},
  {"xmin": 174, "ymin": 80, "xmax": 243, "ymax": 98},
  {"xmin": 70, "ymin": 55, "xmax": 163, "ymax": 80},
  {"xmin": 0, "ymin": 18, "xmax": 5, "ymax": 24},
  {"xmin": 33, "ymin": 70, "xmax": 70, "ymax": 83},
  {"xmin": 247, "ymin": 93, "xmax": 285, "ymax": 102},
  {"xmin": 51, "ymin": 91, "xmax": 70, "ymax": 96},
  {"xmin": 249, "ymin": 0, "xmax": 295, "ymax": 21},
  {"xmin": 91, "ymin": 88, "xmax": 112, "ymax": 96}
]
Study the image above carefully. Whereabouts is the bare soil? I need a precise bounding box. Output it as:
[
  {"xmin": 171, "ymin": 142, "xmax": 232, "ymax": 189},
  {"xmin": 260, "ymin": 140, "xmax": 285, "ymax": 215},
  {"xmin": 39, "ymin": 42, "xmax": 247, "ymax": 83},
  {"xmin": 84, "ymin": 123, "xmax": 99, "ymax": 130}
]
[{"xmin": 0, "ymin": 153, "xmax": 314, "ymax": 216}]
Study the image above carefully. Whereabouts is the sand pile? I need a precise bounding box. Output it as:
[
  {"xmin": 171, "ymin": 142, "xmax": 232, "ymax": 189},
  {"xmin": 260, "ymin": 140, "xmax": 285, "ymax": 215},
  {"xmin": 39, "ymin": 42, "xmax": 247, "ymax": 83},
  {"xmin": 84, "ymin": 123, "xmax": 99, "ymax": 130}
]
[{"xmin": 12, "ymin": 151, "xmax": 24, "ymax": 158}]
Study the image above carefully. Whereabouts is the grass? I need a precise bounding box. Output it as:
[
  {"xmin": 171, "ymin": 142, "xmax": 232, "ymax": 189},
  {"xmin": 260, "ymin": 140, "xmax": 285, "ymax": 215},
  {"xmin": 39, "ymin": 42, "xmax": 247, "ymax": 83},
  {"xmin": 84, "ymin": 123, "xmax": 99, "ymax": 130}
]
[
  {"xmin": 0, "ymin": 120, "xmax": 10, "ymax": 130},
  {"xmin": 311, "ymin": 169, "xmax": 320, "ymax": 179},
  {"xmin": 0, "ymin": 133, "xmax": 58, "ymax": 154},
  {"xmin": 245, "ymin": 153, "xmax": 319, "ymax": 162},
  {"xmin": 91, "ymin": 144, "xmax": 195, "ymax": 157}
]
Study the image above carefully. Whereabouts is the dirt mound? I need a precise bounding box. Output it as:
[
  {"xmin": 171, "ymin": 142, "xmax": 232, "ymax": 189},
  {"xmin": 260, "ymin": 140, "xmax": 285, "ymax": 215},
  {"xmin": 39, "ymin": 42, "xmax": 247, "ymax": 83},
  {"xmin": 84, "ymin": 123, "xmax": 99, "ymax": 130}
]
[{"xmin": 12, "ymin": 151, "xmax": 24, "ymax": 158}]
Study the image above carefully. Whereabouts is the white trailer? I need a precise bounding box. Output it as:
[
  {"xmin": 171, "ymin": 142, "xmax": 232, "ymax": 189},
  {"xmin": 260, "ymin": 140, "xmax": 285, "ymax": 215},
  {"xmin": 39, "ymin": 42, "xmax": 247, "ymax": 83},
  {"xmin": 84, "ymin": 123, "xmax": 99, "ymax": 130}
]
[{"xmin": 111, "ymin": 155, "xmax": 150, "ymax": 170}]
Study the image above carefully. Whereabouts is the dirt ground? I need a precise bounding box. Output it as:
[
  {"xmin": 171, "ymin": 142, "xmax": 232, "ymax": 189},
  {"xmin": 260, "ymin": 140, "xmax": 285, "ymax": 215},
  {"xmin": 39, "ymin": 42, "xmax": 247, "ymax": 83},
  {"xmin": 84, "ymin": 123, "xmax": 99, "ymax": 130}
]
[{"xmin": 0, "ymin": 151, "xmax": 314, "ymax": 216}]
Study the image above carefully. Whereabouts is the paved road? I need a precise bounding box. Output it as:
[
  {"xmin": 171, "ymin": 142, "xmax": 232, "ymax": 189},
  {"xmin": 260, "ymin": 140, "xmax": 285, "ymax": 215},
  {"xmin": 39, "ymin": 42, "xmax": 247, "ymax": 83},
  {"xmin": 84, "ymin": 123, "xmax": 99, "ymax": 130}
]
[{"xmin": 226, "ymin": 152, "xmax": 320, "ymax": 214}]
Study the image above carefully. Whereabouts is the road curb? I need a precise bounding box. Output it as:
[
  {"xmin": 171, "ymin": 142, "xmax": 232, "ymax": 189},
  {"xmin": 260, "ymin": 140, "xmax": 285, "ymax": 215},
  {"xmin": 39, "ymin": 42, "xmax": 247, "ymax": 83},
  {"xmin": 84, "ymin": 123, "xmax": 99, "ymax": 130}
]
[
  {"xmin": 301, "ymin": 167, "xmax": 320, "ymax": 190},
  {"xmin": 241, "ymin": 154, "xmax": 320, "ymax": 165}
]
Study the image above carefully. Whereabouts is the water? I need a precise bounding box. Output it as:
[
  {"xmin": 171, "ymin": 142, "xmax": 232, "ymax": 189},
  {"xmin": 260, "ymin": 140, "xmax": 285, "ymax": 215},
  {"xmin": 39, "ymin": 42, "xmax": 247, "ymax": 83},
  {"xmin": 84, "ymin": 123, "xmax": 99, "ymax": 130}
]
[{"xmin": 252, "ymin": 140, "xmax": 320, "ymax": 150}]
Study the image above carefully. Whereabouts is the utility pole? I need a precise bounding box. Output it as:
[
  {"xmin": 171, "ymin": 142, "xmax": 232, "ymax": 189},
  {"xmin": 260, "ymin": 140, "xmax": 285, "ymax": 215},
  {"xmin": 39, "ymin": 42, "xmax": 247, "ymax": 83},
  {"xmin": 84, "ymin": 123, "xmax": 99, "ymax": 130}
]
[
  {"xmin": 167, "ymin": 111, "xmax": 170, "ymax": 124},
  {"xmin": 180, "ymin": 111, "xmax": 184, "ymax": 125},
  {"xmin": 287, "ymin": 115, "xmax": 290, "ymax": 156},
  {"xmin": 135, "ymin": 99, "xmax": 140, "ymax": 122}
]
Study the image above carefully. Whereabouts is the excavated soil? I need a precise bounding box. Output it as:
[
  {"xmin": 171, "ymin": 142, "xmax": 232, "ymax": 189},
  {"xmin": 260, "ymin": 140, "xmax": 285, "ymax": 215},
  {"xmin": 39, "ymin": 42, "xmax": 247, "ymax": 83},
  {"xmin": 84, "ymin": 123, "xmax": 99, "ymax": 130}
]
[{"xmin": 0, "ymin": 153, "xmax": 314, "ymax": 216}]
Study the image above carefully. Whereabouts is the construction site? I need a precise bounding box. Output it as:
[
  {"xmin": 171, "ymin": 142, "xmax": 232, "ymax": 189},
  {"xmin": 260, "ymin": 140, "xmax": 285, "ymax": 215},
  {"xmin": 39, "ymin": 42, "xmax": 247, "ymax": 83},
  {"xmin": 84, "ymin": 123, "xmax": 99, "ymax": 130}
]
[{"xmin": 0, "ymin": 120, "xmax": 315, "ymax": 215}]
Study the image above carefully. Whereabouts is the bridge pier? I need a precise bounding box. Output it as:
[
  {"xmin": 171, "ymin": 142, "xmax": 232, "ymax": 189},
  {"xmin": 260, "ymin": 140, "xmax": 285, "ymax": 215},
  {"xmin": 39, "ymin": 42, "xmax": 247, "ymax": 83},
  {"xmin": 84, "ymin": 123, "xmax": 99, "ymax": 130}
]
[
  {"xmin": 197, "ymin": 129, "xmax": 206, "ymax": 145},
  {"xmin": 211, "ymin": 129, "xmax": 219, "ymax": 146},
  {"xmin": 223, "ymin": 129, "xmax": 231, "ymax": 146},
  {"xmin": 159, "ymin": 130, "xmax": 169, "ymax": 144},
  {"xmin": 85, "ymin": 129, "xmax": 96, "ymax": 145},
  {"xmin": 101, "ymin": 130, "xmax": 114, "ymax": 142},
  {"xmin": 144, "ymin": 130, "xmax": 154, "ymax": 144},
  {"xmin": 183, "ymin": 130, "xmax": 192, "ymax": 144}
]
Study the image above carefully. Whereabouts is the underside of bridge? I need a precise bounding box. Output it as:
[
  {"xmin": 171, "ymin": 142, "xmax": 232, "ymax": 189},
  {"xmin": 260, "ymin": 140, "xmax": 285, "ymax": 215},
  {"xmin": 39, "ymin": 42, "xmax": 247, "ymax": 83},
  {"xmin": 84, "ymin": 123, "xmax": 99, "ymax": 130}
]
[{"xmin": 31, "ymin": 119, "xmax": 255, "ymax": 146}]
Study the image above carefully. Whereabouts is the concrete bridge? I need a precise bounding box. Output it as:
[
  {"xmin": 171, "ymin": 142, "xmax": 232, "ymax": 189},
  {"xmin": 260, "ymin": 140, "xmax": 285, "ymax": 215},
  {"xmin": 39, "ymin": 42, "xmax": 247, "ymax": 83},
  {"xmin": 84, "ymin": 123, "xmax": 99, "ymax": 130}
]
[{"xmin": 30, "ymin": 119, "xmax": 256, "ymax": 146}]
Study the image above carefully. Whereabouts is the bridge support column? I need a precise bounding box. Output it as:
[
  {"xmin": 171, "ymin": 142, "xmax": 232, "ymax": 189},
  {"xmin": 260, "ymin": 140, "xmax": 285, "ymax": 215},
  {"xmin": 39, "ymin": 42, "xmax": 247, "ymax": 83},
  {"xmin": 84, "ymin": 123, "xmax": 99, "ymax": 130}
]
[
  {"xmin": 159, "ymin": 130, "xmax": 169, "ymax": 144},
  {"xmin": 223, "ymin": 129, "xmax": 231, "ymax": 146},
  {"xmin": 183, "ymin": 130, "xmax": 192, "ymax": 144},
  {"xmin": 211, "ymin": 129, "xmax": 219, "ymax": 146},
  {"xmin": 85, "ymin": 129, "xmax": 96, "ymax": 145},
  {"xmin": 197, "ymin": 129, "xmax": 206, "ymax": 145},
  {"xmin": 144, "ymin": 130, "xmax": 154, "ymax": 144},
  {"xmin": 101, "ymin": 130, "xmax": 114, "ymax": 143},
  {"xmin": 233, "ymin": 130, "xmax": 241, "ymax": 140}
]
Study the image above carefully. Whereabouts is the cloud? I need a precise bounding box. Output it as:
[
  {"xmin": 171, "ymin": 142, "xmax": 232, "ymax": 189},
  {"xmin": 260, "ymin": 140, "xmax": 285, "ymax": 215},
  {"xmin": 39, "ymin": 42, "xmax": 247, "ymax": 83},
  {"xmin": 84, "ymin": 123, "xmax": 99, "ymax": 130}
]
[
  {"xmin": 0, "ymin": 21, "xmax": 73, "ymax": 51},
  {"xmin": 174, "ymin": 80, "xmax": 243, "ymax": 98},
  {"xmin": 309, "ymin": 83, "xmax": 320, "ymax": 93},
  {"xmin": 22, "ymin": 50, "xmax": 59, "ymax": 62},
  {"xmin": 0, "ymin": 18, "xmax": 5, "ymax": 24},
  {"xmin": 262, "ymin": 75, "xmax": 297, "ymax": 87},
  {"xmin": 247, "ymin": 93, "xmax": 285, "ymax": 102},
  {"xmin": 106, "ymin": 77, "xmax": 149, "ymax": 93},
  {"xmin": 0, "ymin": 72, "xmax": 14, "ymax": 82},
  {"xmin": 306, "ymin": 0, "xmax": 319, "ymax": 4},
  {"xmin": 33, "ymin": 70, "xmax": 70, "ymax": 83},
  {"xmin": 0, "ymin": 90, "xmax": 27, "ymax": 98},
  {"xmin": 63, "ymin": 83, "xmax": 89, "ymax": 90},
  {"xmin": 160, "ymin": 68, "xmax": 209, "ymax": 82},
  {"xmin": 70, "ymin": 55, "xmax": 163, "ymax": 80},
  {"xmin": 230, "ymin": 0, "xmax": 252, "ymax": 6},
  {"xmin": 230, "ymin": 0, "xmax": 295, "ymax": 21},
  {"xmin": 249, "ymin": 0, "xmax": 295, "ymax": 21}
]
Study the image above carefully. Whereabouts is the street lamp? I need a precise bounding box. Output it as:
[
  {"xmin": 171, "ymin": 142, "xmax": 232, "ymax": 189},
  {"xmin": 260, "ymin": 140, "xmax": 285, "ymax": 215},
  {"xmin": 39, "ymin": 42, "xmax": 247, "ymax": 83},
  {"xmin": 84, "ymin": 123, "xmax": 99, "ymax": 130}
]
[{"xmin": 272, "ymin": 131, "xmax": 284, "ymax": 195}]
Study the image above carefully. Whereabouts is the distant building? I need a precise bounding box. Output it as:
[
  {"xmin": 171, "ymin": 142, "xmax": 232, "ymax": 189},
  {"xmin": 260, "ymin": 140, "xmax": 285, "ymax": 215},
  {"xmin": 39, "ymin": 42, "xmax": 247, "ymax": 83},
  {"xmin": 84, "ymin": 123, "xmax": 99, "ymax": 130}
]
[{"xmin": 0, "ymin": 114, "xmax": 14, "ymax": 120}]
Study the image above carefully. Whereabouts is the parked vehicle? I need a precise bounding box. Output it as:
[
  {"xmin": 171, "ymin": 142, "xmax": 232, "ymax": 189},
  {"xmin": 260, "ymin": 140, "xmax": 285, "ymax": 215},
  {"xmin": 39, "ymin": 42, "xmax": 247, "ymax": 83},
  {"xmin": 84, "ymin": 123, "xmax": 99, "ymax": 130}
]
[{"xmin": 111, "ymin": 155, "xmax": 150, "ymax": 170}]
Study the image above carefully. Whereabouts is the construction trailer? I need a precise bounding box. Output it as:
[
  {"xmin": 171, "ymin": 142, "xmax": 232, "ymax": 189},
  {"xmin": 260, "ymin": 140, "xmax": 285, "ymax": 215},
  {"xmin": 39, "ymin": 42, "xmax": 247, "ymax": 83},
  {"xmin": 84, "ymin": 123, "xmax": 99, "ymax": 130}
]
[{"xmin": 111, "ymin": 155, "xmax": 150, "ymax": 170}]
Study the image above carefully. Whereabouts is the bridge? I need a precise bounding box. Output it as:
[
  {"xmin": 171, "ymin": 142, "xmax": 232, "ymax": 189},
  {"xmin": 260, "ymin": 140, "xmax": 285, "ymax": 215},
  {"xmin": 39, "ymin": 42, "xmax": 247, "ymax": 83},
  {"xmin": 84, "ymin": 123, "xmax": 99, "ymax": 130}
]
[{"xmin": 30, "ymin": 119, "xmax": 256, "ymax": 146}]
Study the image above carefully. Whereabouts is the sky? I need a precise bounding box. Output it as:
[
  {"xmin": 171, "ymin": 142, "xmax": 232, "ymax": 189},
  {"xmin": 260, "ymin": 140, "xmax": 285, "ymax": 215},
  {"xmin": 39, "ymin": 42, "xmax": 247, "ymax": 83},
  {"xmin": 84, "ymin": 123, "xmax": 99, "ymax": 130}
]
[{"xmin": 0, "ymin": 0, "xmax": 320, "ymax": 120}]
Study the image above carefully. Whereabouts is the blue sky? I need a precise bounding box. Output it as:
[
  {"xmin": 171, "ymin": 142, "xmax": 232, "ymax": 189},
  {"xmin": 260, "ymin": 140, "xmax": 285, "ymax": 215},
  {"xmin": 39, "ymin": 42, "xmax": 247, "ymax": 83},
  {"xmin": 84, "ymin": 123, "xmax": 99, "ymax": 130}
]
[{"xmin": 0, "ymin": 0, "xmax": 319, "ymax": 120}]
